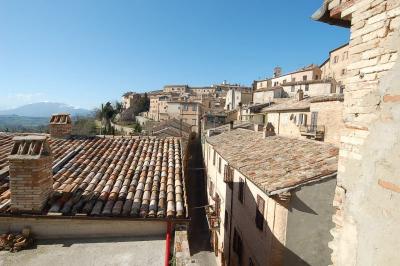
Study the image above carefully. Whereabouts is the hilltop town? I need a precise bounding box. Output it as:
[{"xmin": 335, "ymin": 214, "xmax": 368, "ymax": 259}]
[{"xmin": 1, "ymin": 0, "xmax": 400, "ymax": 266}]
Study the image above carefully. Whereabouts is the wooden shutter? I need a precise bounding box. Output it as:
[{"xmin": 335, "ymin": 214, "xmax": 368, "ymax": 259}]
[{"xmin": 256, "ymin": 195, "xmax": 265, "ymax": 230}]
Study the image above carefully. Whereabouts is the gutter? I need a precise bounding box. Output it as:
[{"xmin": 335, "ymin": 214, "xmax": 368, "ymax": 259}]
[
  {"xmin": 165, "ymin": 221, "xmax": 171, "ymax": 266},
  {"xmin": 267, "ymin": 172, "xmax": 337, "ymax": 196}
]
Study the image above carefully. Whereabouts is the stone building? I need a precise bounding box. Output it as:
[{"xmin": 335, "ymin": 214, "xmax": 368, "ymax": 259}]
[
  {"xmin": 224, "ymin": 89, "xmax": 253, "ymax": 111},
  {"xmin": 320, "ymin": 43, "xmax": 350, "ymax": 92},
  {"xmin": 163, "ymin": 85, "xmax": 189, "ymax": 94},
  {"xmin": 312, "ymin": 0, "xmax": 400, "ymax": 265},
  {"xmin": 255, "ymin": 65, "xmax": 322, "ymax": 92},
  {"xmin": 166, "ymin": 101, "xmax": 202, "ymax": 133},
  {"xmin": 121, "ymin": 92, "xmax": 142, "ymax": 109},
  {"xmin": 202, "ymin": 127, "xmax": 338, "ymax": 266}
]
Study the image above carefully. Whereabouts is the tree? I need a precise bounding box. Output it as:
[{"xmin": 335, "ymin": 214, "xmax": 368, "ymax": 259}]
[
  {"xmin": 96, "ymin": 102, "xmax": 117, "ymax": 134},
  {"xmin": 134, "ymin": 123, "xmax": 142, "ymax": 133}
]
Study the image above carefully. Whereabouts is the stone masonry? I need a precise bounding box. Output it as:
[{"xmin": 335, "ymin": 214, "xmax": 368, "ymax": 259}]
[
  {"xmin": 8, "ymin": 136, "xmax": 53, "ymax": 213},
  {"xmin": 315, "ymin": 0, "xmax": 400, "ymax": 265},
  {"xmin": 49, "ymin": 113, "xmax": 72, "ymax": 138}
]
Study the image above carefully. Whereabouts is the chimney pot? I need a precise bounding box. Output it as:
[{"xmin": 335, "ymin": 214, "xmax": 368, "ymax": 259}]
[
  {"xmin": 8, "ymin": 135, "xmax": 53, "ymax": 213},
  {"xmin": 49, "ymin": 113, "xmax": 72, "ymax": 139}
]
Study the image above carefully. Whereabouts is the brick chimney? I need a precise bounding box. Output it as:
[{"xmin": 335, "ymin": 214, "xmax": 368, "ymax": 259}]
[
  {"xmin": 49, "ymin": 113, "xmax": 72, "ymax": 138},
  {"xmin": 263, "ymin": 123, "xmax": 276, "ymax": 138},
  {"xmin": 296, "ymin": 89, "xmax": 304, "ymax": 101},
  {"xmin": 229, "ymin": 121, "xmax": 234, "ymax": 131},
  {"xmin": 8, "ymin": 135, "xmax": 53, "ymax": 213}
]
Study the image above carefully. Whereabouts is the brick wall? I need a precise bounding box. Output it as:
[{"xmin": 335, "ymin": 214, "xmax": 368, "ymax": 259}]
[
  {"xmin": 8, "ymin": 137, "xmax": 53, "ymax": 213},
  {"xmin": 49, "ymin": 114, "xmax": 72, "ymax": 138},
  {"xmin": 321, "ymin": 0, "xmax": 400, "ymax": 265},
  {"xmin": 49, "ymin": 123, "xmax": 72, "ymax": 138}
]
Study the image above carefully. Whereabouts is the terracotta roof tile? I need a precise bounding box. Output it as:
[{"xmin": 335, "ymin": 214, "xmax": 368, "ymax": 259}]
[
  {"xmin": 206, "ymin": 129, "xmax": 338, "ymax": 195},
  {"xmin": 0, "ymin": 133, "xmax": 187, "ymax": 219}
]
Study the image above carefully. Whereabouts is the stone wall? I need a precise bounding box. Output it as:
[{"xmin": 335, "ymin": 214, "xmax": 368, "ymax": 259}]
[
  {"xmin": 310, "ymin": 100, "xmax": 344, "ymax": 146},
  {"xmin": 322, "ymin": 0, "xmax": 400, "ymax": 265}
]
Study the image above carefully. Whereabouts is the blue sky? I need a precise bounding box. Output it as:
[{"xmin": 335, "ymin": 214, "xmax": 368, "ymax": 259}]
[{"xmin": 0, "ymin": 0, "xmax": 349, "ymax": 110}]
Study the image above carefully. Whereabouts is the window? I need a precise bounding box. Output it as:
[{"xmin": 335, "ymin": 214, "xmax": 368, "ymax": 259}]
[
  {"xmin": 305, "ymin": 84, "xmax": 309, "ymax": 91},
  {"xmin": 233, "ymin": 228, "xmax": 243, "ymax": 262},
  {"xmin": 333, "ymin": 55, "xmax": 339, "ymax": 63},
  {"xmin": 209, "ymin": 180, "xmax": 214, "ymax": 197},
  {"xmin": 282, "ymin": 79, "xmax": 287, "ymax": 84},
  {"xmin": 192, "ymin": 119, "xmax": 197, "ymax": 125},
  {"xmin": 298, "ymin": 113, "xmax": 307, "ymax": 126},
  {"xmin": 311, "ymin": 112, "xmax": 318, "ymax": 130},
  {"xmin": 292, "ymin": 78, "xmax": 296, "ymax": 82},
  {"xmin": 343, "ymin": 51, "xmax": 348, "ymax": 60},
  {"xmin": 224, "ymin": 210, "xmax": 229, "ymax": 230},
  {"xmin": 291, "ymin": 85, "xmax": 295, "ymax": 92},
  {"xmin": 238, "ymin": 178, "xmax": 244, "ymax": 203},
  {"xmin": 302, "ymin": 75, "xmax": 307, "ymax": 81},
  {"xmin": 255, "ymin": 195, "xmax": 265, "ymax": 230},
  {"xmin": 341, "ymin": 69, "xmax": 347, "ymax": 75},
  {"xmin": 218, "ymin": 157, "xmax": 222, "ymax": 173},
  {"xmin": 192, "ymin": 104, "xmax": 197, "ymax": 111},
  {"xmin": 315, "ymin": 75, "xmax": 319, "ymax": 80},
  {"xmin": 213, "ymin": 150, "xmax": 216, "ymax": 165}
]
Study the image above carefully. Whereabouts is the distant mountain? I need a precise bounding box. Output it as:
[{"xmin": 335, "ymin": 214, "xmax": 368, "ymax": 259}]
[{"xmin": 0, "ymin": 102, "xmax": 92, "ymax": 118}]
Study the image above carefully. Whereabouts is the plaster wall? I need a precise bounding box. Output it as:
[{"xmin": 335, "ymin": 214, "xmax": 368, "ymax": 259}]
[{"xmin": 0, "ymin": 217, "xmax": 167, "ymax": 239}]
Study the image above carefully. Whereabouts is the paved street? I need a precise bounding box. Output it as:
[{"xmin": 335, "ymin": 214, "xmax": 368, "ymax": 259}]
[{"xmin": 186, "ymin": 137, "xmax": 217, "ymax": 266}]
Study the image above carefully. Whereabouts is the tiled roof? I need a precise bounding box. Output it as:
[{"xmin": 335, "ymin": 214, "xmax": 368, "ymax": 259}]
[
  {"xmin": 261, "ymin": 98, "xmax": 313, "ymax": 112},
  {"xmin": 206, "ymin": 129, "xmax": 338, "ymax": 195},
  {"xmin": 0, "ymin": 133, "xmax": 187, "ymax": 219}
]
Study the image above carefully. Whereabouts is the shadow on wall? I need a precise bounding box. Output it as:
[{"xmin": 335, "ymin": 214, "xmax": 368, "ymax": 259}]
[{"xmin": 222, "ymin": 179, "xmax": 311, "ymax": 266}]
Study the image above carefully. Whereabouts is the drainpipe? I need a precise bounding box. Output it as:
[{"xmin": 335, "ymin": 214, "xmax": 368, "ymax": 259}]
[{"xmin": 165, "ymin": 221, "xmax": 171, "ymax": 266}]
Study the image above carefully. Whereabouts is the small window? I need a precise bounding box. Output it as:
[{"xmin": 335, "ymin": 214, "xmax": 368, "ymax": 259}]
[
  {"xmin": 315, "ymin": 75, "xmax": 319, "ymax": 80},
  {"xmin": 291, "ymin": 85, "xmax": 295, "ymax": 92},
  {"xmin": 183, "ymin": 104, "xmax": 188, "ymax": 111},
  {"xmin": 213, "ymin": 150, "xmax": 216, "ymax": 165},
  {"xmin": 341, "ymin": 69, "xmax": 347, "ymax": 75},
  {"xmin": 192, "ymin": 104, "xmax": 197, "ymax": 111},
  {"xmin": 292, "ymin": 78, "xmax": 296, "ymax": 82},
  {"xmin": 255, "ymin": 195, "xmax": 265, "ymax": 230},
  {"xmin": 282, "ymin": 79, "xmax": 287, "ymax": 84},
  {"xmin": 333, "ymin": 55, "xmax": 339, "ymax": 63},
  {"xmin": 218, "ymin": 157, "xmax": 222, "ymax": 173},
  {"xmin": 209, "ymin": 180, "xmax": 214, "ymax": 197},
  {"xmin": 238, "ymin": 178, "xmax": 244, "ymax": 203},
  {"xmin": 302, "ymin": 75, "xmax": 307, "ymax": 81},
  {"xmin": 224, "ymin": 210, "xmax": 229, "ymax": 230},
  {"xmin": 192, "ymin": 119, "xmax": 197, "ymax": 125},
  {"xmin": 305, "ymin": 84, "xmax": 309, "ymax": 91}
]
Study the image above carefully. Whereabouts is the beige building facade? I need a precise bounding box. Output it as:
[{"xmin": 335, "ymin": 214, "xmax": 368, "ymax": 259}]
[
  {"xmin": 202, "ymin": 128, "xmax": 338, "ymax": 266},
  {"xmin": 320, "ymin": 43, "xmax": 349, "ymax": 90}
]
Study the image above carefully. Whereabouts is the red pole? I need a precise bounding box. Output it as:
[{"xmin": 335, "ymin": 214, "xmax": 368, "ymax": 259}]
[{"xmin": 165, "ymin": 221, "xmax": 171, "ymax": 266}]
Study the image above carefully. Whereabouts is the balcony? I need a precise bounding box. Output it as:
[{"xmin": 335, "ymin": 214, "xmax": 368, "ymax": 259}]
[
  {"xmin": 223, "ymin": 165, "xmax": 234, "ymax": 183},
  {"xmin": 300, "ymin": 125, "xmax": 325, "ymax": 140},
  {"xmin": 205, "ymin": 205, "xmax": 220, "ymax": 231}
]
